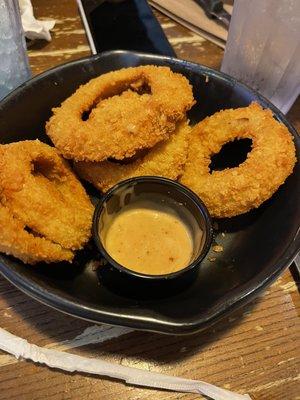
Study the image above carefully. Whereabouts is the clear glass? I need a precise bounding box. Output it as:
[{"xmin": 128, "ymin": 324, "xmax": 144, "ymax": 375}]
[
  {"xmin": 0, "ymin": 0, "xmax": 31, "ymax": 100},
  {"xmin": 221, "ymin": 0, "xmax": 300, "ymax": 114}
]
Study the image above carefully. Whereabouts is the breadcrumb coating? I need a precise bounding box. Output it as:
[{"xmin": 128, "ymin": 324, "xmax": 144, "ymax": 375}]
[
  {"xmin": 74, "ymin": 120, "xmax": 191, "ymax": 192},
  {"xmin": 0, "ymin": 140, "xmax": 94, "ymax": 263},
  {"xmin": 46, "ymin": 66, "xmax": 195, "ymax": 162},
  {"xmin": 180, "ymin": 103, "xmax": 296, "ymax": 218}
]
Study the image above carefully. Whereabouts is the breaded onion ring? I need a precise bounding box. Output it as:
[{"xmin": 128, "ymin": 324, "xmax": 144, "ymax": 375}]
[
  {"xmin": 180, "ymin": 103, "xmax": 296, "ymax": 218},
  {"xmin": 46, "ymin": 66, "xmax": 195, "ymax": 162},
  {"xmin": 74, "ymin": 120, "xmax": 191, "ymax": 193},
  {"xmin": 0, "ymin": 205, "xmax": 73, "ymax": 264},
  {"xmin": 0, "ymin": 140, "xmax": 94, "ymax": 264}
]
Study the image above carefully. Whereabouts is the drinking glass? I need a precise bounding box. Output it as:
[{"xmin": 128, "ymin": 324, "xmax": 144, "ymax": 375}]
[
  {"xmin": 221, "ymin": 0, "xmax": 300, "ymax": 114},
  {"xmin": 0, "ymin": 0, "xmax": 31, "ymax": 101}
]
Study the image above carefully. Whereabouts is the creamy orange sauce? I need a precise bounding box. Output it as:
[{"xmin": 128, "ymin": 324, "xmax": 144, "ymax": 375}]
[{"xmin": 103, "ymin": 207, "xmax": 193, "ymax": 275}]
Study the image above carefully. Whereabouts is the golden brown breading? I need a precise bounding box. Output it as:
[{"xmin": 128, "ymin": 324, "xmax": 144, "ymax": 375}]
[
  {"xmin": 0, "ymin": 140, "xmax": 94, "ymax": 264},
  {"xmin": 180, "ymin": 103, "xmax": 296, "ymax": 218},
  {"xmin": 74, "ymin": 120, "xmax": 191, "ymax": 192},
  {"xmin": 46, "ymin": 66, "xmax": 195, "ymax": 162},
  {"xmin": 0, "ymin": 205, "xmax": 73, "ymax": 264}
]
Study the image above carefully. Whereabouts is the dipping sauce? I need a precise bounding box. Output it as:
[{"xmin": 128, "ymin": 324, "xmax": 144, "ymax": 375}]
[{"xmin": 103, "ymin": 207, "xmax": 194, "ymax": 275}]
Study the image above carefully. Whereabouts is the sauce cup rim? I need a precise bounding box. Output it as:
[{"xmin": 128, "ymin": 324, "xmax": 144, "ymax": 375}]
[{"xmin": 92, "ymin": 176, "xmax": 213, "ymax": 281}]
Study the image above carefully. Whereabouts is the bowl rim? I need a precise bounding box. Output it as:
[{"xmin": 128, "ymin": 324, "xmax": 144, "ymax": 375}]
[
  {"xmin": 92, "ymin": 176, "xmax": 213, "ymax": 280},
  {"xmin": 0, "ymin": 49, "xmax": 299, "ymax": 334}
]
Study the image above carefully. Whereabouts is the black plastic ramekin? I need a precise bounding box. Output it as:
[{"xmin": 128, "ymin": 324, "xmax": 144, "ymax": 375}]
[{"xmin": 92, "ymin": 176, "xmax": 212, "ymax": 298}]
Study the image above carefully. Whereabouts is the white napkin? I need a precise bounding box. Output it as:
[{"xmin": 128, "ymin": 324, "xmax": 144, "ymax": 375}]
[
  {"xmin": 19, "ymin": 0, "xmax": 55, "ymax": 41},
  {"xmin": 149, "ymin": 0, "xmax": 233, "ymax": 48},
  {"xmin": 0, "ymin": 327, "xmax": 252, "ymax": 399}
]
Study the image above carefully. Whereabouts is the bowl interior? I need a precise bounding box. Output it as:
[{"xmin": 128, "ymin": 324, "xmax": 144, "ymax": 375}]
[{"xmin": 0, "ymin": 50, "xmax": 299, "ymax": 334}]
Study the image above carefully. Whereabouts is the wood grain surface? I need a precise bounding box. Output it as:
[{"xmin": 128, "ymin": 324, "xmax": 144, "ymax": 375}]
[{"xmin": 0, "ymin": 1, "xmax": 299, "ymax": 399}]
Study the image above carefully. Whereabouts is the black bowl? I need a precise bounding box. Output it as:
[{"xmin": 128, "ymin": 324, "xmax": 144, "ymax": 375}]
[
  {"xmin": 0, "ymin": 50, "xmax": 299, "ymax": 334},
  {"xmin": 92, "ymin": 177, "xmax": 212, "ymax": 297}
]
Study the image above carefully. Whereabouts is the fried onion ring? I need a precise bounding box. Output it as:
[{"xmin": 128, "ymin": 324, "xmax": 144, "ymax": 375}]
[
  {"xmin": 0, "ymin": 140, "xmax": 94, "ymax": 263},
  {"xmin": 46, "ymin": 66, "xmax": 195, "ymax": 162},
  {"xmin": 0, "ymin": 205, "xmax": 73, "ymax": 264},
  {"xmin": 74, "ymin": 120, "xmax": 191, "ymax": 193},
  {"xmin": 180, "ymin": 103, "xmax": 296, "ymax": 218}
]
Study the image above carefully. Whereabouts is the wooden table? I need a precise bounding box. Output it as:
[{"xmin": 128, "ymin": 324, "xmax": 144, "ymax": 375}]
[{"xmin": 0, "ymin": 1, "xmax": 299, "ymax": 399}]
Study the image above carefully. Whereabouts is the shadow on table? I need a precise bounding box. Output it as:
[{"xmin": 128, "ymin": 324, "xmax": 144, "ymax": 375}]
[
  {"xmin": 1, "ymin": 281, "xmax": 260, "ymax": 365},
  {"xmin": 84, "ymin": 299, "xmax": 260, "ymax": 364}
]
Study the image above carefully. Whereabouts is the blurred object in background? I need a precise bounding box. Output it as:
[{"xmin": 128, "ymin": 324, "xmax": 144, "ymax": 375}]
[
  {"xmin": 77, "ymin": 0, "xmax": 175, "ymax": 56},
  {"xmin": 221, "ymin": 0, "xmax": 300, "ymax": 114},
  {"xmin": 0, "ymin": 0, "xmax": 31, "ymax": 100},
  {"xmin": 193, "ymin": 0, "xmax": 231, "ymax": 28},
  {"xmin": 149, "ymin": 0, "xmax": 233, "ymax": 48},
  {"xmin": 19, "ymin": 0, "xmax": 55, "ymax": 42}
]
